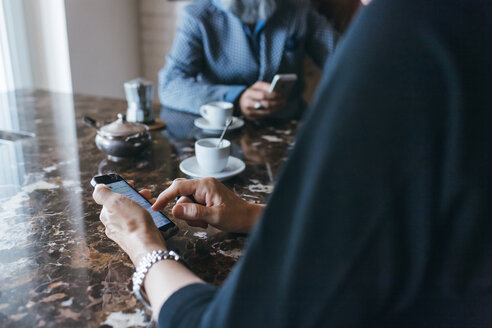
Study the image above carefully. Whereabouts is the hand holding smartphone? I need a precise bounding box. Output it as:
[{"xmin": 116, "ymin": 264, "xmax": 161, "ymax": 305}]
[
  {"xmin": 253, "ymin": 74, "xmax": 298, "ymax": 110},
  {"xmin": 91, "ymin": 174, "xmax": 178, "ymax": 239},
  {"xmin": 268, "ymin": 74, "xmax": 298, "ymax": 94}
]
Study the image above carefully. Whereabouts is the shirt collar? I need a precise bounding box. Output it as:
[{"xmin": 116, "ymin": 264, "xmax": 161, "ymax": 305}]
[
  {"xmin": 211, "ymin": 0, "xmax": 227, "ymax": 11},
  {"xmin": 212, "ymin": 0, "xmax": 267, "ymax": 34}
]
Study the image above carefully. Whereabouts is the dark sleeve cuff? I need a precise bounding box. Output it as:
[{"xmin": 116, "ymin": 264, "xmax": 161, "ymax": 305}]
[{"xmin": 158, "ymin": 283, "xmax": 218, "ymax": 328}]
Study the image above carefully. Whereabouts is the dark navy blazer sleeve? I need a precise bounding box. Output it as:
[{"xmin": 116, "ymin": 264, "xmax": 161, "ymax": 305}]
[
  {"xmin": 158, "ymin": 284, "xmax": 217, "ymax": 328},
  {"xmin": 159, "ymin": 0, "xmax": 492, "ymax": 326}
]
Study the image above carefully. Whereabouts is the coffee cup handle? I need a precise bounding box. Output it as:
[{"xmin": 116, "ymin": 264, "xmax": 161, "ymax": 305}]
[{"xmin": 200, "ymin": 106, "xmax": 208, "ymax": 118}]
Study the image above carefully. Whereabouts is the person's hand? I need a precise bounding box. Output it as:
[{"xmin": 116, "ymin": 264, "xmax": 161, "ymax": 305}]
[
  {"xmin": 238, "ymin": 81, "xmax": 286, "ymax": 121},
  {"xmin": 152, "ymin": 178, "xmax": 264, "ymax": 233},
  {"xmin": 92, "ymin": 185, "xmax": 166, "ymax": 265}
]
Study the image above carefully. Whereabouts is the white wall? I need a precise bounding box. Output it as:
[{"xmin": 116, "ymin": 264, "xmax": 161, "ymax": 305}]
[
  {"xmin": 64, "ymin": 0, "xmax": 141, "ymax": 99},
  {"xmin": 138, "ymin": 0, "xmax": 190, "ymax": 96},
  {"xmin": 2, "ymin": 0, "xmax": 189, "ymax": 99}
]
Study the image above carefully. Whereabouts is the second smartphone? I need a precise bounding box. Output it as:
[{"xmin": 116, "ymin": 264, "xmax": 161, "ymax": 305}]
[{"xmin": 269, "ymin": 73, "xmax": 298, "ymax": 94}]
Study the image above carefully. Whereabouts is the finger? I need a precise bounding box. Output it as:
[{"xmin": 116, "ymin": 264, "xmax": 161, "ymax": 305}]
[
  {"xmin": 262, "ymin": 97, "xmax": 286, "ymax": 108},
  {"xmin": 152, "ymin": 179, "xmax": 198, "ymax": 211},
  {"xmin": 252, "ymin": 81, "xmax": 271, "ymax": 91},
  {"xmin": 139, "ymin": 189, "xmax": 152, "ymax": 200},
  {"xmin": 93, "ymin": 184, "xmax": 114, "ymax": 205},
  {"xmin": 252, "ymin": 100, "xmax": 277, "ymax": 112},
  {"xmin": 95, "ymin": 185, "xmax": 146, "ymax": 219},
  {"xmin": 244, "ymin": 99, "xmax": 269, "ymax": 114},
  {"xmin": 140, "ymin": 190, "xmax": 156, "ymax": 204},
  {"xmin": 265, "ymin": 91, "xmax": 284, "ymax": 100},
  {"xmin": 105, "ymin": 226, "xmax": 116, "ymax": 241},
  {"xmin": 127, "ymin": 180, "xmax": 135, "ymax": 188},
  {"xmin": 172, "ymin": 203, "xmax": 217, "ymax": 222},
  {"xmin": 245, "ymin": 105, "xmax": 271, "ymax": 119},
  {"xmin": 99, "ymin": 207, "xmax": 109, "ymax": 225},
  {"xmin": 261, "ymin": 100, "xmax": 285, "ymax": 112},
  {"xmin": 246, "ymin": 89, "xmax": 268, "ymax": 101},
  {"xmin": 177, "ymin": 196, "xmax": 194, "ymax": 204}
]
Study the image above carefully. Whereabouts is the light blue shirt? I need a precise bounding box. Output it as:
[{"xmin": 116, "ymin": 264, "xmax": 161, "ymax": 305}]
[{"xmin": 158, "ymin": 0, "xmax": 337, "ymax": 118}]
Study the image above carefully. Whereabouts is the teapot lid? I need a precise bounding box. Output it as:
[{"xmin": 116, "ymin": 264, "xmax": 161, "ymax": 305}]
[{"xmin": 99, "ymin": 113, "xmax": 148, "ymax": 138}]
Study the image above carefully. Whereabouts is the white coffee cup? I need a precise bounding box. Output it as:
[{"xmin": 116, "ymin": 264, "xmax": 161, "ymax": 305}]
[
  {"xmin": 195, "ymin": 138, "xmax": 231, "ymax": 173},
  {"xmin": 200, "ymin": 101, "xmax": 234, "ymax": 128}
]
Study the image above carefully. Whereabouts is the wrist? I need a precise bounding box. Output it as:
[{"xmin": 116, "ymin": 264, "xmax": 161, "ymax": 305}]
[
  {"xmin": 128, "ymin": 232, "xmax": 167, "ymax": 265},
  {"xmin": 236, "ymin": 95, "xmax": 245, "ymax": 116},
  {"xmin": 250, "ymin": 203, "xmax": 266, "ymax": 220},
  {"xmin": 132, "ymin": 249, "xmax": 185, "ymax": 311},
  {"xmin": 242, "ymin": 202, "xmax": 265, "ymax": 233}
]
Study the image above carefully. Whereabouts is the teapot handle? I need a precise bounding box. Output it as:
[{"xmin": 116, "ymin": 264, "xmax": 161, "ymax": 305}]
[{"xmin": 82, "ymin": 116, "xmax": 99, "ymax": 129}]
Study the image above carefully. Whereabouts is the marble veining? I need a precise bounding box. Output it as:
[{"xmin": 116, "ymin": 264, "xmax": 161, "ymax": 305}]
[
  {"xmin": 261, "ymin": 135, "xmax": 285, "ymax": 143},
  {"xmin": 0, "ymin": 90, "xmax": 298, "ymax": 327}
]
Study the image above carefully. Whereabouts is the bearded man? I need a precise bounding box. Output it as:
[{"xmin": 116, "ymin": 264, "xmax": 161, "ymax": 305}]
[{"xmin": 158, "ymin": 0, "xmax": 337, "ymax": 121}]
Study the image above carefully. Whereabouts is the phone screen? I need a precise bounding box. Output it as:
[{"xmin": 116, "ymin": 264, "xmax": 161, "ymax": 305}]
[
  {"xmin": 105, "ymin": 180, "xmax": 171, "ymax": 228},
  {"xmin": 91, "ymin": 174, "xmax": 177, "ymax": 239}
]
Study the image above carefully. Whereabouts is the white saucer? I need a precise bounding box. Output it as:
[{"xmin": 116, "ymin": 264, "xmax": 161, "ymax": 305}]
[
  {"xmin": 179, "ymin": 156, "xmax": 246, "ymax": 181},
  {"xmin": 194, "ymin": 116, "xmax": 244, "ymax": 133}
]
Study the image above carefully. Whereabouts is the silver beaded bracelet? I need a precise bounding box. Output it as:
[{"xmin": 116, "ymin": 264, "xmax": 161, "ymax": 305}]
[{"xmin": 132, "ymin": 249, "xmax": 182, "ymax": 310}]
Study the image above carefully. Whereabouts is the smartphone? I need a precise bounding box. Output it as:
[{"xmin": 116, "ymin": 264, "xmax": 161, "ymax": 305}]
[
  {"xmin": 91, "ymin": 174, "xmax": 178, "ymax": 239},
  {"xmin": 268, "ymin": 74, "xmax": 298, "ymax": 94}
]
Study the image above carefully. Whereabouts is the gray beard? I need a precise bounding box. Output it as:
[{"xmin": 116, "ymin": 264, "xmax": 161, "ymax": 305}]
[{"xmin": 220, "ymin": 0, "xmax": 278, "ymax": 24}]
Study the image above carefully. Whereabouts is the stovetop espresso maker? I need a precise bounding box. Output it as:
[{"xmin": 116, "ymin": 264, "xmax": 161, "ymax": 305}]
[{"xmin": 124, "ymin": 78, "xmax": 155, "ymax": 124}]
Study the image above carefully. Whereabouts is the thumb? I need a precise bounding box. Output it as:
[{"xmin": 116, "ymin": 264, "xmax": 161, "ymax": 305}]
[
  {"xmin": 93, "ymin": 184, "xmax": 113, "ymax": 205},
  {"xmin": 172, "ymin": 203, "xmax": 216, "ymax": 222}
]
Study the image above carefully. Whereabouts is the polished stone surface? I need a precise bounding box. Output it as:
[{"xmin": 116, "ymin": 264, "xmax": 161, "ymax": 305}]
[{"xmin": 0, "ymin": 90, "xmax": 298, "ymax": 327}]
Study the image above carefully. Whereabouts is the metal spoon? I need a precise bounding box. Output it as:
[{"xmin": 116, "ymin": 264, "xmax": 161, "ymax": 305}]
[{"xmin": 217, "ymin": 118, "xmax": 233, "ymax": 148}]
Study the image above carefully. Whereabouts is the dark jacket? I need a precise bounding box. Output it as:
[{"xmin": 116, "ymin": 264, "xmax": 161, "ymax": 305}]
[{"xmin": 159, "ymin": 0, "xmax": 492, "ymax": 326}]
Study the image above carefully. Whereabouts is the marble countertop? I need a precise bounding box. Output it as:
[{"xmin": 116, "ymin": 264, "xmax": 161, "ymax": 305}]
[{"xmin": 0, "ymin": 90, "xmax": 298, "ymax": 327}]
